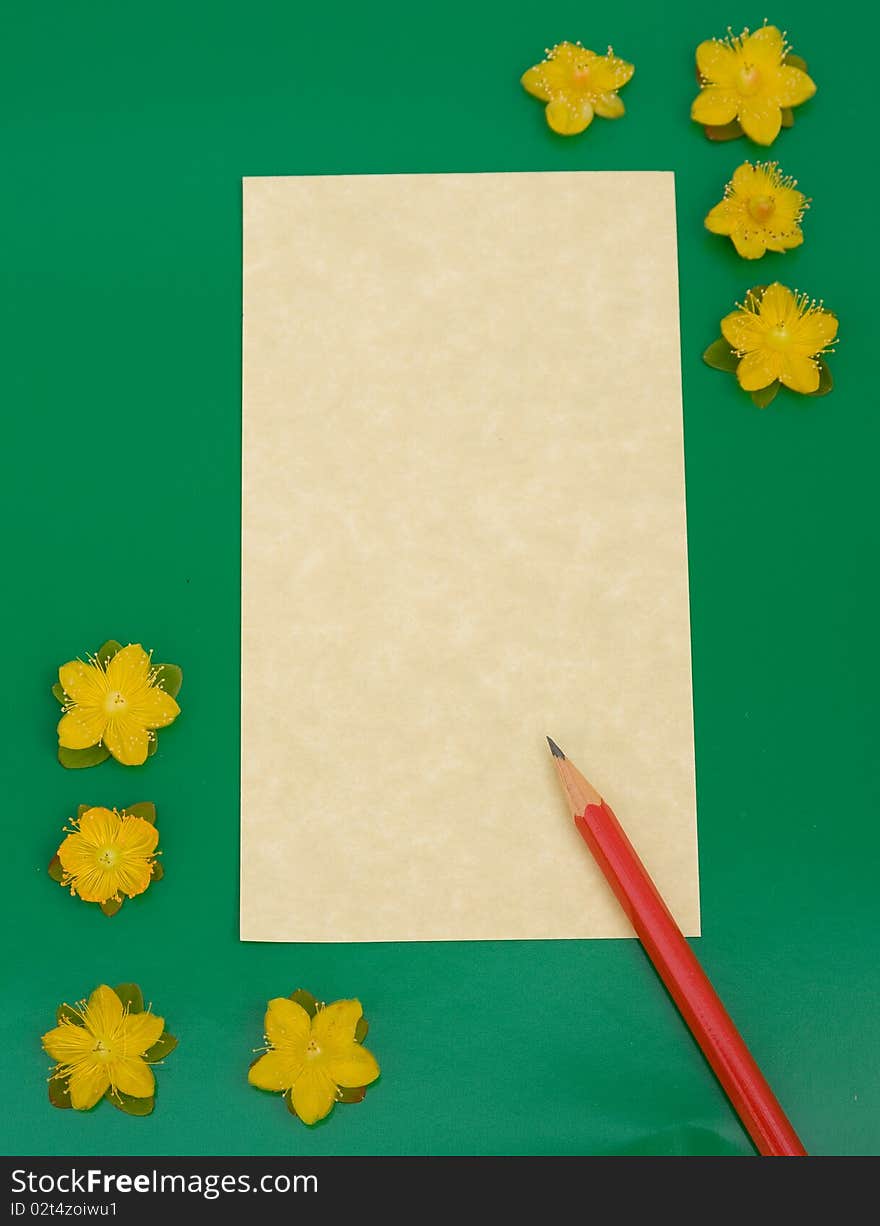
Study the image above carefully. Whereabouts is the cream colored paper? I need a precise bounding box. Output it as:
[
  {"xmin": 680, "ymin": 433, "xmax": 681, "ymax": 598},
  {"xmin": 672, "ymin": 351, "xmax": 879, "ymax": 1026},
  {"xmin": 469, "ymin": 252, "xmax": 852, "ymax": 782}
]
[{"xmin": 241, "ymin": 171, "xmax": 699, "ymax": 942}]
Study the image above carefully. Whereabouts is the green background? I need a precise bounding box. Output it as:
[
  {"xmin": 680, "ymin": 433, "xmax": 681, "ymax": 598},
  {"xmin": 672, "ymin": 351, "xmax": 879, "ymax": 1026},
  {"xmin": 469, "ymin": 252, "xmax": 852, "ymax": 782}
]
[{"xmin": 2, "ymin": 0, "xmax": 877, "ymax": 1157}]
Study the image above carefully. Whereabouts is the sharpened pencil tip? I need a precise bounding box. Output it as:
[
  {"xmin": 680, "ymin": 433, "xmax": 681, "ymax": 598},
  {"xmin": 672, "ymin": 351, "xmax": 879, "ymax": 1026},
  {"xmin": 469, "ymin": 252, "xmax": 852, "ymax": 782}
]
[{"xmin": 546, "ymin": 737, "xmax": 566, "ymax": 759}]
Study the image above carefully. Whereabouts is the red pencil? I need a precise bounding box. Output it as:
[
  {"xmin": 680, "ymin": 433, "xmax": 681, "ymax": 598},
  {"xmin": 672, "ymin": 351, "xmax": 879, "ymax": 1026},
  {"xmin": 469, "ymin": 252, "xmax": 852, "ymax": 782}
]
[{"xmin": 547, "ymin": 738, "xmax": 806, "ymax": 1157}]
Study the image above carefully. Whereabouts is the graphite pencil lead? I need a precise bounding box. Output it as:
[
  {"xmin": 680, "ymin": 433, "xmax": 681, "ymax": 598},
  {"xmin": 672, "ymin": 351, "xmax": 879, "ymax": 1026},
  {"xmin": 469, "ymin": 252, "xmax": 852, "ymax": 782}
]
[{"xmin": 546, "ymin": 737, "xmax": 566, "ymax": 759}]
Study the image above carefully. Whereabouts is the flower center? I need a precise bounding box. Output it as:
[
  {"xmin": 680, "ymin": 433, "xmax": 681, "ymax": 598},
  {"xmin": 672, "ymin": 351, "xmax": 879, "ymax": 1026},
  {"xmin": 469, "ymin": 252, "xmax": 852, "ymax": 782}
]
[
  {"xmin": 306, "ymin": 1039, "xmax": 322, "ymax": 1059},
  {"xmin": 93, "ymin": 1039, "xmax": 113, "ymax": 1062},
  {"xmin": 97, "ymin": 845, "xmax": 119, "ymax": 868},
  {"xmin": 736, "ymin": 63, "xmax": 762, "ymax": 95},
  {"xmin": 747, "ymin": 194, "xmax": 775, "ymax": 223},
  {"xmin": 105, "ymin": 690, "xmax": 127, "ymax": 714},
  {"xmin": 571, "ymin": 63, "xmax": 592, "ymax": 86},
  {"xmin": 765, "ymin": 325, "xmax": 792, "ymax": 351}
]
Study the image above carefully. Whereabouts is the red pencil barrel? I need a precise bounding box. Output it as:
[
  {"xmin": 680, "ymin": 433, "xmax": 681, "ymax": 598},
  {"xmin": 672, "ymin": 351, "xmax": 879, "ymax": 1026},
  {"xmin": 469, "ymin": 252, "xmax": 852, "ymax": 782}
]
[{"xmin": 577, "ymin": 802, "xmax": 806, "ymax": 1157}]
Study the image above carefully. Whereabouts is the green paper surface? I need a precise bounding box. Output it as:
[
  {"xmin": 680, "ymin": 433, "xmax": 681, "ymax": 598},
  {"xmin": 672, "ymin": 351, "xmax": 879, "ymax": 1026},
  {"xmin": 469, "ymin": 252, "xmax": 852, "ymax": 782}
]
[{"xmin": 1, "ymin": 0, "xmax": 878, "ymax": 1156}]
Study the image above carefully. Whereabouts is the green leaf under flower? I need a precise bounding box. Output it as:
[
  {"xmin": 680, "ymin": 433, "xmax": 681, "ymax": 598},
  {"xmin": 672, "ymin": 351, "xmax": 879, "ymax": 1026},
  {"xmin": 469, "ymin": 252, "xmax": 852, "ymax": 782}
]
[
  {"xmin": 750, "ymin": 382, "xmax": 780, "ymax": 408},
  {"xmin": 783, "ymin": 52, "xmax": 809, "ymax": 72},
  {"xmin": 114, "ymin": 983, "xmax": 145, "ymax": 1013},
  {"xmin": 49, "ymin": 1075, "xmax": 72, "ymax": 1110},
  {"xmin": 95, "ymin": 640, "xmax": 123, "ymax": 667},
  {"xmin": 106, "ymin": 1088, "xmax": 154, "ymax": 1116},
  {"xmin": 59, "ymin": 743, "xmax": 110, "ymax": 770},
  {"xmin": 284, "ymin": 1088, "xmax": 299, "ymax": 1117},
  {"xmin": 124, "ymin": 801, "xmax": 157, "ymax": 825},
  {"xmin": 780, "ymin": 107, "xmax": 794, "ymax": 128},
  {"xmin": 810, "ymin": 358, "xmax": 834, "ymax": 397},
  {"xmin": 289, "ymin": 989, "xmax": 319, "ymax": 1018},
  {"xmin": 704, "ymin": 120, "xmax": 743, "ymax": 141},
  {"xmin": 77, "ymin": 804, "xmax": 89, "ymax": 818},
  {"xmin": 144, "ymin": 1031, "xmax": 178, "ymax": 1062},
  {"xmin": 48, "ymin": 854, "xmax": 64, "ymax": 883},
  {"xmin": 56, "ymin": 1003, "xmax": 85, "ymax": 1026},
  {"xmin": 151, "ymin": 860, "xmax": 164, "ymax": 881},
  {"xmin": 51, "ymin": 681, "xmax": 66, "ymax": 705},
  {"xmin": 702, "ymin": 337, "xmax": 739, "ymax": 373},
  {"xmin": 152, "ymin": 663, "xmax": 183, "ymax": 698},
  {"xmin": 147, "ymin": 732, "xmax": 159, "ymax": 758},
  {"xmin": 354, "ymin": 1017, "xmax": 369, "ymax": 1043},
  {"xmin": 100, "ymin": 896, "xmax": 123, "ymax": 917},
  {"xmin": 336, "ymin": 1085, "xmax": 367, "ymax": 1104}
]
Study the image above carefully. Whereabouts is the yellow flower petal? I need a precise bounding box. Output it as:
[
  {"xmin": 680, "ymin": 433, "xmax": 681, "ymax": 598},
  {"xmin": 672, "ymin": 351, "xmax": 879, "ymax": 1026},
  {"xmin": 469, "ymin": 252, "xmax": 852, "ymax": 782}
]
[
  {"xmin": 106, "ymin": 643, "xmax": 152, "ymax": 693},
  {"xmin": 721, "ymin": 309, "xmax": 765, "ymax": 352},
  {"xmin": 59, "ymin": 660, "xmax": 106, "ymax": 705},
  {"xmin": 592, "ymin": 92, "xmax": 624, "ymax": 119},
  {"xmin": 588, "ymin": 54, "xmax": 634, "ymax": 94},
  {"xmin": 739, "ymin": 99, "xmax": 782, "ymax": 146},
  {"xmin": 736, "ymin": 349, "xmax": 782, "ymax": 390},
  {"xmin": 730, "ymin": 227, "xmax": 769, "ymax": 259},
  {"xmin": 520, "ymin": 64, "xmax": 553, "ymax": 101},
  {"xmin": 730, "ymin": 162, "xmax": 763, "ymax": 194},
  {"xmin": 86, "ymin": 985, "xmax": 124, "ymax": 1038},
  {"xmin": 704, "ymin": 201, "xmax": 736, "ymax": 235},
  {"xmin": 763, "ymin": 227, "xmax": 803, "ymax": 254},
  {"xmin": 112, "ymin": 1057, "xmax": 155, "ymax": 1098},
  {"xmin": 522, "ymin": 47, "xmax": 580, "ymax": 99},
  {"xmin": 291, "ymin": 1066, "xmax": 337, "ymax": 1125},
  {"xmin": 130, "ymin": 685, "xmax": 180, "ymax": 729},
  {"xmin": 74, "ymin": 807, "xmax": 120, "ymax": 847},
  {"xmin": 780, "ymin": 354, "xmax": 820, "ymax": 393},
  {"xmin": 42, "ymin": 1022, "xmax": 93, "ymax": 1063},
  {"xmin": 248, "ymin": 1050, "xmax": 303, "ymax": 1091},
  {"xmin": 790, "ymin": 309, "xmax": 838, "ymax": 356},
  {"xmin": 691, "ymin": 86, "xmax": 739, "ymax": 126},
  {"xmin": 56, "ymin": 834, "xmax": 92, "ymax": 877},
  {"xmin": 776, "ymin": 65, "xmax": 816, "ymax": 107},
  {"xmin": 114, "ymin": 861, "xmax": 154, "ymax": 898},
  {"xmin": 68, "ymin": 1062, "xmax": 110, "ymax": 1111},
  {"xmin": 312, "ymin": 999, "xmax": 362, "ymax": 1047},
  {"xmin": 759, "ymin": 283, "xmax": 797, "ymax": 327},
  {"xmin": 265, "ymin": 998, "xmax": 311, "ymax": 1051},
  {"xmin": 696, "ymin": 39, "xmax": 738, "ymax": 85},
  {"xmin": 545, "ymin": 97, "xmax": 593, "ymax": 135},
  {"xmin": 326, "ymin": 1044, "xmax": 380, "ymax": 1089},
  {"xmin": 70, "ymin": 872, "xmax": 118, "ymax": 904},
  {"xmin": 103, "ymin": 717, "xmax": 149, "ymax": 766},
  {"xmin": 549, "ymin": 42, "xmax": 583, "ymax": 65},
  {"xmin": 57, "ymin": 707, "xmax": 106, "ymax": 750},
  {"xmin": 769, "ymin": 185, "xmax": 807, "ymax": 224},
  {"xmin": 742, "ymin": 25, "xmax": 785, "ymax": 69},
  {"xmin": 119, "ymin": 1010, "xmax": 165, "ymax": 1056},
  {"xmin": 115, "ymin": 816, "xmax": 159, "ymax": 858},
  {"xmin": 57, "ymin": 841, "xmax": 117, "ymax": 900}
]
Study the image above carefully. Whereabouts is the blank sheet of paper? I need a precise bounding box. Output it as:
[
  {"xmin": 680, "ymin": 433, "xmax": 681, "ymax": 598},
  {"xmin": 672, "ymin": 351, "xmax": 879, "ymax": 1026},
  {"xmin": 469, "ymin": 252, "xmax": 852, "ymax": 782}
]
[{"xmin": 241, "ymin": 171, "xmax": 699, "ymax": 942}]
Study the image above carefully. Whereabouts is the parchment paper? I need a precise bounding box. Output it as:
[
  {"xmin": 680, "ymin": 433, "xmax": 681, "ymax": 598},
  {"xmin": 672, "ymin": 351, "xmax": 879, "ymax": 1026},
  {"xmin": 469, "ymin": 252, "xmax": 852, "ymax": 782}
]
[{"xmin": 241, "ymin": 171, "xmax": 699, "ymax": 941}]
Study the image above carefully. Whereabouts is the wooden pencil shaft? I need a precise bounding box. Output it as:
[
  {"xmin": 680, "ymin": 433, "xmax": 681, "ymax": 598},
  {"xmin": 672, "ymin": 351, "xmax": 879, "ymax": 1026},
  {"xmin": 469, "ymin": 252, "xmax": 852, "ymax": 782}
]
[
  {"xmin": 576, "ymin": 800, "xmax": 805, "ymax": 1157},
  {"xmin": 550, "ymin": 750, "xmax": 805, "ymax": 1157}
]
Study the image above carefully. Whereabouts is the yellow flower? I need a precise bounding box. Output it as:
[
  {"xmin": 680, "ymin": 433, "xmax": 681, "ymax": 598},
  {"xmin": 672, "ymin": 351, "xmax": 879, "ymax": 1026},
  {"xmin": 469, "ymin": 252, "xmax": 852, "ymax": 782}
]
[
  {"xmin": 56, "ymin": 806, "xmax": 159, "ymax": 905},
  {"xmin": 706, "ymin": 162, "xmax": 807, "ymax": 259},
  {"xmin": 249, "ymin": 996, "xmax": 380, "ymax": 1125},
  {"xmin": 57, "ymin": 643, "xmax": 180, "ymax": 766},
  {"xmin": 521, "ymin": 41, "xmax": 634, "ymax": 135},
  {"xmin": 692, "ymin": 25, "xmax": 816, "ymax": 145},
  {"xmin": 721, "ymin": 283, "xmax": 838, "ymax": 394},
  {"xmin": 42, "ymin": 984, "xmax": 165, "ymax": 1111}
]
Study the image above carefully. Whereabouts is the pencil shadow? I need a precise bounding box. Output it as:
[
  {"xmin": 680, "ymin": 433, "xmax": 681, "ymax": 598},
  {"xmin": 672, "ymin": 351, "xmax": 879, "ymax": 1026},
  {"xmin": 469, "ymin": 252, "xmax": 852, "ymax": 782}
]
[{"xmin": 609, "ymin": 1125, "xmax": 749, "ymax": 1157}]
